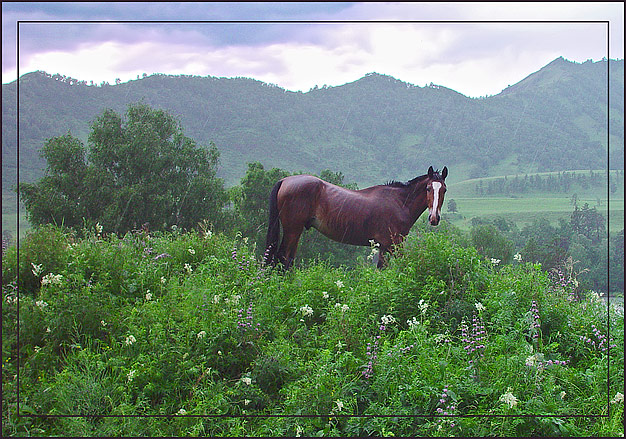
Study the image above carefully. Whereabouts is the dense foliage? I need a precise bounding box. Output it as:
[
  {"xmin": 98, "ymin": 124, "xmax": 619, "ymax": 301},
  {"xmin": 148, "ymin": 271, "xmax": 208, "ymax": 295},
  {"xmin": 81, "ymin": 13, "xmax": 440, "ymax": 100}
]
[
  {"xmin": 2, "ymin": 224, "xmax": 623, "ymax": 437},
  {"xmin": 19, "ymin": 103, "xmax": 227, "ymax": 234}
]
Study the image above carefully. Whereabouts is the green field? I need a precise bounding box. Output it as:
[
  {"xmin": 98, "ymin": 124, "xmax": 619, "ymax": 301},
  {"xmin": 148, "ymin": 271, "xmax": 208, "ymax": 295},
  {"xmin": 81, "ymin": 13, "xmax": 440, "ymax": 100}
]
[{"xmin": 445, "ymin": 195, "xmax": 624, "ymax": 233}]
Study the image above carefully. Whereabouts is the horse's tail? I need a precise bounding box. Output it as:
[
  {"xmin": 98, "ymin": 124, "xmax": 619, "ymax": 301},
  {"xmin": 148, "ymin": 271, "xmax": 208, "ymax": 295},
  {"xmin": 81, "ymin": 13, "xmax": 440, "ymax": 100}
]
[{"xmin": 264, "ymin": 179, "xmax": 283, "ymax": 266}]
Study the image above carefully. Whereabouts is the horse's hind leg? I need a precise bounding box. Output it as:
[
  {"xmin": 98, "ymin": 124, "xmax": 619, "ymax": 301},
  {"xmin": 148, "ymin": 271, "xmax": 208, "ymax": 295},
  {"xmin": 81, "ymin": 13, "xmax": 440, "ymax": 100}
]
[{"xmin": 278, "ymin": 227, "xmax": 304, "ymax": 270}]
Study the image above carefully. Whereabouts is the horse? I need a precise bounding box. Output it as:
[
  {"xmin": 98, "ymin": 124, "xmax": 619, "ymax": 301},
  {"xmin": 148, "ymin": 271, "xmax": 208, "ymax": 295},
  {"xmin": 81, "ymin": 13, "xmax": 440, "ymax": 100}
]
[{"xmin": 263, "ymin": 166, "xmax": 448, "ymax": 269}]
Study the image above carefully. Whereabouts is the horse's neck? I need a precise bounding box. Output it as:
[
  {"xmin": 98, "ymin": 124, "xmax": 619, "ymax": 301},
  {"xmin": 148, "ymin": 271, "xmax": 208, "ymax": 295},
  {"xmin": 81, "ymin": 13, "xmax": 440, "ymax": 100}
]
[{"xmin": 401, "ymin": 181, "xmax": 428, "ymax": 221}]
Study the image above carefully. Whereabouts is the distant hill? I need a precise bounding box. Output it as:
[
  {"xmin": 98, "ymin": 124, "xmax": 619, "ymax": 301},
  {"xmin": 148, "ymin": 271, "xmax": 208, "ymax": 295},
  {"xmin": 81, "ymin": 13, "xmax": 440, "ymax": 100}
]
[{"xmin": 2, "ymin": 57, "xmax": 623, "ymax": 203}]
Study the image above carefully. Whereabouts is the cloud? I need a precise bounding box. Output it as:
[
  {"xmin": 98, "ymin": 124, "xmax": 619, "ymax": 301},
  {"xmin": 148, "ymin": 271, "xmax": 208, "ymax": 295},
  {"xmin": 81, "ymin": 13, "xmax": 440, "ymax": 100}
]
[{"xmin": 3, "ymin": 2, "xmax": 623, "ymax": 96}]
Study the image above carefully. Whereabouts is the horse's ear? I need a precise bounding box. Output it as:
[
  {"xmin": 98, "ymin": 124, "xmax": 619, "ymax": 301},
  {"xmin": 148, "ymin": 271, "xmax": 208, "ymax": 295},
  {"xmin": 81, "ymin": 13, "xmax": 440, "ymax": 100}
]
[
  {"xmin": 428, "ymin": 166, "xmax": 434, "ymax": 178},
  {"xmin": 442, "ymin": 166, "xmax": 448, "ymax": 179}
]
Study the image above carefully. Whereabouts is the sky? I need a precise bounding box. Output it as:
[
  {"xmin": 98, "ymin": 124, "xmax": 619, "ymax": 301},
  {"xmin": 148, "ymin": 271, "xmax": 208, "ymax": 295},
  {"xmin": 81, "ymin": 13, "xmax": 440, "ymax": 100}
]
[{"xmin": 2, "ymin": 2, "xmax": 624, "ymax": 98}]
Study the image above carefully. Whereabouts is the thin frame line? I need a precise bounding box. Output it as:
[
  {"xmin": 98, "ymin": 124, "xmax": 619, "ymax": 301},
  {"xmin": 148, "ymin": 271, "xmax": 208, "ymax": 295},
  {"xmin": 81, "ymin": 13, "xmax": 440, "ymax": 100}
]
[{"xmin": 14, "ymin": 18, "xmax": 614, "ymax": 421}]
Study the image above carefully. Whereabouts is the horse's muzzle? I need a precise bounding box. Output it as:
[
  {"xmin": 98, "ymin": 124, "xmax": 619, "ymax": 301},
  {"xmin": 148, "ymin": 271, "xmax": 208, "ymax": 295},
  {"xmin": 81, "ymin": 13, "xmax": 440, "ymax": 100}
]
[{"xmin": 429, "ymin": 214, "xmax": 441, "ymax": 226}]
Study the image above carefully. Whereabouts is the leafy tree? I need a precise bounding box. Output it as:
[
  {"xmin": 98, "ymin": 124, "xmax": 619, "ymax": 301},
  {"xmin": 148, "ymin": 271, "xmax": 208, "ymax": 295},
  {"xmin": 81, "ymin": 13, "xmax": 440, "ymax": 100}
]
[
  {"xmin": 20, "ymin": 103, "xmax": 227, "ymax": 234},
  {"xmin": 231, "ymin": 162, "xmax": 290, "ymax": 246},
  {"xmin": 470, "ymin": 224, "xmax": 514, "ymax": 264},
  {"xmin": 570, "ymin": 203, "xmax": 606, "ymax": 244}
]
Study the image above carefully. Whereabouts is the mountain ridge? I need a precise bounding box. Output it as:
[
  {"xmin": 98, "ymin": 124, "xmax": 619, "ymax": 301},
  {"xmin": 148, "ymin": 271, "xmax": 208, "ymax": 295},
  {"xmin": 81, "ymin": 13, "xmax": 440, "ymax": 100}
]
[{"xmin": 2, "ymin": 57, "xmax": 623, "ymax": 199}]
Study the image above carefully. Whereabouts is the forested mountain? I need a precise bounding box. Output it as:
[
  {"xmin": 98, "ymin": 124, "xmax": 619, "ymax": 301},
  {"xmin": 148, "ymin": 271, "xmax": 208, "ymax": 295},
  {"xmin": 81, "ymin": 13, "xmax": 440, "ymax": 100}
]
[{"xmin": 2, "ymin": 57, "xmax": 623, "ymax": 199}]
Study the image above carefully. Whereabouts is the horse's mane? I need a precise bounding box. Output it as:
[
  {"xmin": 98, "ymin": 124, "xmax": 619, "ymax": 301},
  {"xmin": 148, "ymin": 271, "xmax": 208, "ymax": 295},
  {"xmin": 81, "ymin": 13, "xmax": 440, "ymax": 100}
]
[{"xmin": 385, "ymin": 170, "xmax": 444, "ymax": 188}]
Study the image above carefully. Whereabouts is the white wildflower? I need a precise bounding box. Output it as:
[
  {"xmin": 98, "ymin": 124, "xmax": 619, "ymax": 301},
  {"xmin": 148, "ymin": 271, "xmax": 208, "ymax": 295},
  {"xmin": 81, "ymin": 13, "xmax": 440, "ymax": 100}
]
[
  {"xmin": 611, "ymin": 392, "xmax": 624, "ymax": 404},
  {"xmin": 31, "ymin": 263, "xmax": 43, "ymax": 277},
  {"xmin": 475, "ymin": 302, "xmax": 485, "ymax": 312},
  {"xmin": 514, "ymin": 253, "xmax": 522, "ymax": 262},
  {"xmin": 145, "ymin": 292, "xmax": 152, "ymax": 301},
  {"xmin": 177, "ymin": 408, "xmax": 187, "ymax": 415},
  {"xmin": 35, "ymin": 300, "xmax": 49, "ymax": 309},
  {"xmin": 160, "ymin": 276, "xmax": 166, "ymax": 284},
  {"xmin": 560, "ymin": 391, "xmax": 566, "ymax": 400},
  {"xmin": 381, "ymin": 314, "xmax": 396, "ymax": 325},
  {"xmin": 244, "ymin": 399, "xmax": 251, "ymax": 406},
  {"xmin": 125, "ymin": 335, "xmax": 136, "ymax": 346},
  {"xmin": 241, "ymin": 376, "xmax": 252, "ymax": 386},
  {"xmin": 335, "ymin": 280, "xmax": 344, "ymax": 289},
  {"xmin": 418, "ymin": 299, "xmax": 429, "ymax": 314},
  {"xmin": 499, "ymin": 388, "xmax": 519, "ymax": 408},
  {"xmin": 322, "ymin": 291, "xmax": 329, "ymax": 299},
  {"xmin": 41, "ymin": 273, "xmax": 63, "ymax": 286},
  {"xmin": 407, "ymin": 317, "xmax": 419, "ymax": 327},
  {"xmin": 95, "ymin": 222, "xmax": 103, "ymax": 235},
  {"xmin": 100, "ymin": 320, "xmax": 107, "ymax": 327},
  {"xmin": 341, "ymin": 304, "xmax": 350, "ymax": 313},
  {"xmin": 300, "ymin": 304, "xmax": 314, "ymax": 317},
  {"xmin": 197, "ymin": 330, "xmax": 207, "ymax": 339},
  {"xmin": 127, "ymin": 369, "xmax": 136, "ymax": 382},
  {"xmin": 335, "ymin": 400, "xmax": 344, "ymax": 412},
  {"xmin": 491, "ymin": 258, "xmax": 501, "ymax": 265},
  {"xmin": 188, "ymin": 248, "xmax": 195, "ymax": 255},
  {"xmin": 213, "ymin": 294, "xmax": 220, "ymax": 304},
  {"xmin": 184, "ymin": 263, "xmax": 193, "ymax": 274}
]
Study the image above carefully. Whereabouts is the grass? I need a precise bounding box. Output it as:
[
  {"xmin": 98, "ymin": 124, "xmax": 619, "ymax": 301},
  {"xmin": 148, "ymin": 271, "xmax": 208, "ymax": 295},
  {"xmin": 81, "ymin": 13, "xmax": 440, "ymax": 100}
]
[
  {"xmin": 446, "ymin": 196, "xmax": 624, "ymax": 232},
  {"xmin": 2, "ymin": 225, "xmax": 623, "ymax": 437}
]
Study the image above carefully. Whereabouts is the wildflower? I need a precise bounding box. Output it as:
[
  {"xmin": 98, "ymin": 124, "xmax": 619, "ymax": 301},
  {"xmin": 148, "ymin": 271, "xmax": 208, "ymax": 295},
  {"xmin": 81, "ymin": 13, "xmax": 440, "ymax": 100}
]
[
  {"xmin": 381, "ymin": 314, "xmax": 395, "ymax": 325},
  {"xmin": 213, "ymin": 294, "xmax": 220, "ymax": 304},
  {"xmin": 145, "ymin": 292, "xmax": 152, "ymax": 301},
  {"xmin": 341, "ymin": 304, "xmax": 350, "ymax": 313},
  {"xmin": 335, "ymin": 400, "xmax": 344, "ymax": 411},
  {"xmin": 154, "ymin": 252, "xmax": 171, "ymax": 260},
  {"xmin": 407, "ymin": 316, "xmax": 419, "ymax": 327},
  {"xmin": 160, "ymin": 276, "xmax": 166, "ymax": 284},
  {"xmin": 490, "ymin": 258, "xmax": 501, "ymax": 265},
  {"xmin": 322, "ymin": 291, "xmax": 329, "ymax": 299},
  {"xmin": 418, "ymin": 299, "xmax": 429, "ymax": 314},
  {"xmin": 204, "ymin": 229, "xmax": 213, "ymax": 238},
  {"xmin": 177, "ymin": 408, "xmax": 187, "ymax": 415},
  {"xmin": 35, "ymin": 300, "xmax": 49, "ymax": 309},
  {"xmin": 184, "ymin": 263, "xmax": 193, "ymax": 274},
  {"xmin": 197, "ymin": 330, "xmax": 206, "ymax": 339},
  {"xmin": 31, "ymin": 263, "xmax": 43, "ymax": 277},
  {"xmin": 241, "ymin": 376, "xmax": 252, "ymax": 386},
  {"xmin": 188, "ymin": 248, "xmax": 195, "ymax": 255},
  {"xmin": 41, "ymin": 273, "xmax": 63, "ymax": 286},
  {"xmin": 46, "ymin": 327, "xmax": 51, "ymax": 333},
  {"xmin": 300, "ymin": 304, "xmax": 314, "ymax": 317},
  {"xmin": 513, "ymin": 252, "xmax": 522, "ymax": 262},
  {"xmin": 95, "ymin": 222, "xmax": 103, "ymax": 235},
  {"xmin": 499, "ymin": 388, "xmax": 519, "ymax": 408},
  {"xmin": 475, "ymin": 302, "xmax": 485, "ymax": 312},
  {"xmin": 244, "ymin": 399, "xmax": 251, "ymax": 406},
  {"xmin": 560, "ymin": 391, "xmax": 566, "ymax": 400},
  {"xmin": 127, "ymin": 369, "xmax": 136, "ymax": 382},
  {"xmin": 611, "ymin": 392, "xmax": 624, "ymax": 404},
  {"xmin": 525, "ymin": 353, "xmax": 542, "ymax": 367},
  {"xmin": 335, "ymin": 280, "xmax": 344, "ymax": 289},
  {"xmin": 125, "ymin": 335, "xmax": 137, "ymax": 346},
  {"xmin": 231, "ymin": 294, "xmax": 241, "ymax": 304},
  {"xmin": 101, "ymin": 320, "xmax": 107, "ymax": 327}
]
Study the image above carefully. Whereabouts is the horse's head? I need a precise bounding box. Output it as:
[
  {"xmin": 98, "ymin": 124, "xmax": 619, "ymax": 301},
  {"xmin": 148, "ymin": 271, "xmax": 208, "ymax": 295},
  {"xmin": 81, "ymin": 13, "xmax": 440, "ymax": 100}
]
[{"xmin": 426, "ymin": 166, "xmax": 448, "ymax": 226}]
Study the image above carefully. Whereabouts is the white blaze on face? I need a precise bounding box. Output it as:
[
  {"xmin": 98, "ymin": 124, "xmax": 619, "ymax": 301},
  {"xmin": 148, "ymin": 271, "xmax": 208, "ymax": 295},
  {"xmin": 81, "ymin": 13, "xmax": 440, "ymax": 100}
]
[{"xmin": 429, "ymin": 182, "xmax": 443, "ymax": 221}]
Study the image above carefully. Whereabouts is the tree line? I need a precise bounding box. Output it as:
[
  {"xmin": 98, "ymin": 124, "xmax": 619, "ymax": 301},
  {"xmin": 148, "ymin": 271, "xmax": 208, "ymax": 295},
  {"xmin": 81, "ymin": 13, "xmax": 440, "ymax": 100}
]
[{"xmin": 475, "ymin": 170, "xmax": 623, "ymax": 196}]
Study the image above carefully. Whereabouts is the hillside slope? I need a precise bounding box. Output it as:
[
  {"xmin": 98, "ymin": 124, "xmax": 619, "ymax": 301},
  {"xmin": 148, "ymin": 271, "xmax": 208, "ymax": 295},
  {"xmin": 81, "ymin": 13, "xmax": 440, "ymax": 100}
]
[{"xmin": 2, "ymin": 58, "xmax": 623, "ymax": 197}]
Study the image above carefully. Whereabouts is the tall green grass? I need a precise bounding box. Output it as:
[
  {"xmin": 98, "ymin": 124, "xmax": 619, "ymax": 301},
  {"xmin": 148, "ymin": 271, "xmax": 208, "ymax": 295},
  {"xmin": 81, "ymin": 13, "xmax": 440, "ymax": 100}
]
[{"xmin": 2, "ymin": 225, "xmax": 623, "ymax": 437}]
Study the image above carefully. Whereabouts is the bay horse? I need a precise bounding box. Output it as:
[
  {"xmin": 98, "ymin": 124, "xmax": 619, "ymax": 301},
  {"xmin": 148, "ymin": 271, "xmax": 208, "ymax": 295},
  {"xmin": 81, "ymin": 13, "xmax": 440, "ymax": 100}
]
[{"xmin": 264, "ymin": 166, "xmax": 448, "ymax": 269}]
